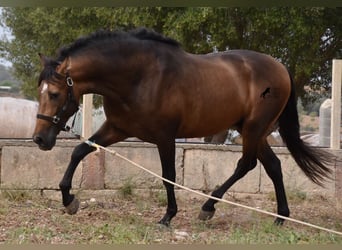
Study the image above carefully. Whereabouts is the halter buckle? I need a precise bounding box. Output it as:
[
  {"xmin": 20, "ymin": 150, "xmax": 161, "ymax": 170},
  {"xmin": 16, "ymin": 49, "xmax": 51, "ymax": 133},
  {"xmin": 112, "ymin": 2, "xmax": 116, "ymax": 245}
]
[
  {"xmin": 66, "ymin": 77, "xmax": 74, "ymax": 87},
  {"xmin": 52, "ymin": 116, "xmax": 60, "ymax": 124}
]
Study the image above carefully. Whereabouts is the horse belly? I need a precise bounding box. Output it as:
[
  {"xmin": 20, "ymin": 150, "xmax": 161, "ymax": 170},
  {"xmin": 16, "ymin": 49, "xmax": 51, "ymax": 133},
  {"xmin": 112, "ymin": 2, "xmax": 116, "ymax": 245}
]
[
  {"xmin": 176, "ymin": 97, "xmax": 244, "ymax": 138},
  {"xmin": 174, "ymin": 66, "xmax": 246, "ymax": 138}
]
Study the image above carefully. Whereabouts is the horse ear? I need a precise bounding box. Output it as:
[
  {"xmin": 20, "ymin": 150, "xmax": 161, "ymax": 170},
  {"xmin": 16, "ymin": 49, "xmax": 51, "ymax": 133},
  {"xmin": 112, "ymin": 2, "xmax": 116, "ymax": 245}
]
[
  {"xmin": 38, "ymin": 53, "xmax": 48, "ymax": 66},
  {"xmin": 38, "ymin": 53, "xmax": 61, "ymax": 68},
  {"xmin": 56, "ymin": 58, "xmax": 69, "ymax": 74}
]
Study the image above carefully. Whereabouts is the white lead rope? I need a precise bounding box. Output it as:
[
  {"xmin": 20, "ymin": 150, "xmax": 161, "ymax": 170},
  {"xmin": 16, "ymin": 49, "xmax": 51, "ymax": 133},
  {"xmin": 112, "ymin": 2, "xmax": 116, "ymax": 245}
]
[{"xmin": 85, "ymin": 140, "xmax": 342, "ymax": 236}]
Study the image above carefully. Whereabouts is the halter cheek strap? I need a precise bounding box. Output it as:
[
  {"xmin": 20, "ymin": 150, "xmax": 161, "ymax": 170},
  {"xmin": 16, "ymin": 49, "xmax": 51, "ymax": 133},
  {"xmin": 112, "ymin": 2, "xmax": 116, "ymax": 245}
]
[
  {"xmin": 37, "ymin": 113, "xmax": 61, "ymax": 125},
  {"xmin": 36, "ymin": 74, "xmax": 79, "ymax": 131}
]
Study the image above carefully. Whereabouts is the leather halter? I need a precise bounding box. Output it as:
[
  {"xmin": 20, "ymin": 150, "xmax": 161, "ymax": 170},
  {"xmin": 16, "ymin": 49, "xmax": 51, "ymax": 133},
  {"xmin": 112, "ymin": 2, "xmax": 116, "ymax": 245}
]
[{"xmin": 36, "ymin": 73, "xmax": 78, "ymax": 131}]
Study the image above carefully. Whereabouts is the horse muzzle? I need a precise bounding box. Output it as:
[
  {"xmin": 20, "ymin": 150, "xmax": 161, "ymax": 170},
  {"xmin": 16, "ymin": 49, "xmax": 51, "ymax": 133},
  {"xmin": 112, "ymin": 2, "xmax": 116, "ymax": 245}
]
[{"xmin": 33, "ymin": 132, "xmax": 56, "ymax": 151}]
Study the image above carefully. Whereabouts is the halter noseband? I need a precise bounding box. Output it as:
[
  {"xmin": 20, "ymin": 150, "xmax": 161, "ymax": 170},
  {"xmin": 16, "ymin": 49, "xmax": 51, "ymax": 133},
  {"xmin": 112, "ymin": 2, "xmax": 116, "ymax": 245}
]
[{"xmin": 36, "ymin": 74, "xmax": 79, "ymax": 131}]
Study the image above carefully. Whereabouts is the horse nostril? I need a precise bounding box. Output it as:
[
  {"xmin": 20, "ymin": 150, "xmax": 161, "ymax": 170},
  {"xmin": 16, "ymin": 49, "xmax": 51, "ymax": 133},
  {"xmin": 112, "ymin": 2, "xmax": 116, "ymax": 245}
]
[{"xmin": 33, "ymin": 135, "xmax": 43, "ymax": 145}]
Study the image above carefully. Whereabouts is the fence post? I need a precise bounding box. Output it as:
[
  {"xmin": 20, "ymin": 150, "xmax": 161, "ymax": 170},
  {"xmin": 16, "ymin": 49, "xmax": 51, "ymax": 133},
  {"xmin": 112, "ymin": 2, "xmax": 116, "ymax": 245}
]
[
  {"xmin": 82, "ymin": 94, "xmax": 93, "ymax": 139},
  {"xmin": 330, "ymin": 59, "xmax": 342, "ymax": 150},
  {"xmin": 81, "ymin": 93, "xmax": 105, "ymax": 189}
]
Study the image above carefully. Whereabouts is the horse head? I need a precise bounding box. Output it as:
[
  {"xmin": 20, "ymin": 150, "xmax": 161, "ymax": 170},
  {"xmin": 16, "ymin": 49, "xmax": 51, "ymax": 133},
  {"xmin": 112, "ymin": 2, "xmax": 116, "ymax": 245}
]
[{"xmin": 32, "ymin": 54, "xmax": 79, "ymax": 150}]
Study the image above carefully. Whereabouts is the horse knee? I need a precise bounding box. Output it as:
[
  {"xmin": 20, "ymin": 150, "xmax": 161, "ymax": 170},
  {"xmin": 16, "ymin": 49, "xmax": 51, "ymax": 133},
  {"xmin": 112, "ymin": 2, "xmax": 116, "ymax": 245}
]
[
  {"xmin": 235, "ymin": 157, "xmax": 257, "ymax": 174},
  {"xmin": 71, "ymin": 143, "xmax": 94, "ymax": 163},
  {"xmin": 250, "ymin": 158, "xmax": 257, "ymax": 170}
]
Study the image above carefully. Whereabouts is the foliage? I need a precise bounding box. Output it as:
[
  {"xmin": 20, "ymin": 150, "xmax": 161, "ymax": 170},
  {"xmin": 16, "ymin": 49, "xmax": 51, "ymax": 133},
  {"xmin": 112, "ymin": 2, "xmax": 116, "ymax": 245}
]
[
  {"xmin": 0, "ymin": 189, "xmax": 33, "ymax": 202},
  {"xmin": 118, "ymin": 178, "xmax": 134, "ymax": 199},
  {"xmin": 0, "ymin": 64, "xmax": 12, "ymax": 81},
  {"xmin": 0, "ymin": 63, "xmax": 21, "ymax": 93},
  {"xmin": 0, "ymin": 7, "xmax": 341, "ymax": 108}
]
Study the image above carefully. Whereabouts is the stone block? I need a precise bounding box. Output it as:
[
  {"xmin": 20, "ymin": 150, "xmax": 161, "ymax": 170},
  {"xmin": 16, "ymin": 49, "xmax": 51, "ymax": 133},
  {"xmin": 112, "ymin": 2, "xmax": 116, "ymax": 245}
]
[
  {"xmin": 1, "ymin": 146, "xmax": 82, "ymax": 189},
  {"xmin": 260, "ymin": 153, "xmax": 335, "ymax": 197},
  {"xmin": 0, "ymin": 141, "xmax": 339, "ymax": 202},
  {"xmin": 81, "ymin": 150, "xmax": 105, "ymax": 189},
  {"xmin": 104, "ymin": 145, "xmax": 184, "ymax": 189},
  {"xmin": 183, "ymin": 149, "xmax": 260, "ymax": 193}
]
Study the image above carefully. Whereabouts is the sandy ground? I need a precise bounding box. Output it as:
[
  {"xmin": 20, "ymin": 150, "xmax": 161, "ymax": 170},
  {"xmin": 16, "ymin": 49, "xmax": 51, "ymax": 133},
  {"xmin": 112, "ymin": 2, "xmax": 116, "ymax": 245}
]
[{"xmin": 0, "ymin": 190, "xmax": 341, "ymax": 244}]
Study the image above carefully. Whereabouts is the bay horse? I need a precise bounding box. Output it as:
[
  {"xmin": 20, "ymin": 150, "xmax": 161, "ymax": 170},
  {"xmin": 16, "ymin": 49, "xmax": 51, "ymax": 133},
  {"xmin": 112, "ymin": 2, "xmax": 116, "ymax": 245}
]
[{"xmin": 33, "ymin": 28, "xmax": 333, "ymax": 226}]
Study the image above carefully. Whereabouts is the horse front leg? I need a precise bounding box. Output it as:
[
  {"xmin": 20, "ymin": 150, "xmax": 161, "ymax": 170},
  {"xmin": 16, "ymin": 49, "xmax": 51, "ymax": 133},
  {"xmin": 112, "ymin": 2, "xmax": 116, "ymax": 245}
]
[
  {"xmin": 59, "ymin": 142, "xmax": 95, "ymax": 214},
  {"xmin": 59, "ymin": 122, "xmax": 127, "ymax": 215},
  {"xmin": 156, "ymin": 140, "xmax": 177, "ymax": 226}
]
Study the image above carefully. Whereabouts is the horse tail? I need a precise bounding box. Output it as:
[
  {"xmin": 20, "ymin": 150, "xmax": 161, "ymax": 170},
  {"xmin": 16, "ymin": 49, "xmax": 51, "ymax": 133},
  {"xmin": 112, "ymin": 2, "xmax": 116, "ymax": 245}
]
[{"xmin": 278, "ymin": 72, "xmax": 334, "ymax": 186}]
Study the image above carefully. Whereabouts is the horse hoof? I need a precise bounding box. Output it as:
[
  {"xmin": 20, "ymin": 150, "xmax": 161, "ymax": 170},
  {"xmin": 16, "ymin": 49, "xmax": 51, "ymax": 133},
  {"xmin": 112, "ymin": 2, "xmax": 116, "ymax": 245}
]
[
  {"xmin": 65, "ymin": 197, "xmax": 80, "ymax": 215},
  {"xmin": 156, "ymin": 222, "xmax": 171, "ymax": 231},
  {"xmin": 274, "ymin": 217, "xmax": 285, "ymax": 226},
  {"xmin": 158, "ymin": 218, "xmax": 171, "ymax": 227},
  {"xmin": 198, "ymin": 209, "xmax": 215, "ymax": 221}
]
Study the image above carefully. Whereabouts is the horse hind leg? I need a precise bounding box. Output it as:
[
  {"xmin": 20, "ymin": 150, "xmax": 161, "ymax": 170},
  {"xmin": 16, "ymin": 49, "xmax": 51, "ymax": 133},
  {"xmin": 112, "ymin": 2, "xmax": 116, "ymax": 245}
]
[
  {"xmin": 198, "ymin": 122, "xmax": 261, "ymax": 221},
  {"xmin": 257, "ymin": 141, "xmax": 290, "ymax": 225},
  {"xmin": 198, "ymin": 155, "xmax": 258, "ymax": 220}
]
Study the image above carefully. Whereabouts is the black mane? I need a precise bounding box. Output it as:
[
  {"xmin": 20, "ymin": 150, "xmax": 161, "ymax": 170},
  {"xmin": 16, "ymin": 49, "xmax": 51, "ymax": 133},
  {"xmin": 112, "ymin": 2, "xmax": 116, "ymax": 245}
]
[
  {"xmin": 38, "ymin": 28, "xmax": 180, "ymax": 85},
  {"xmin": 38, "ymin": 57, "xmax": 64, "ymax": 86},
  {"xmin": 130, "ymin": 28, "xmax": 180, "ymax": 47},
  {"xmin": 57, "ymin": 27, "xmax": 181, "ymax": 62}
]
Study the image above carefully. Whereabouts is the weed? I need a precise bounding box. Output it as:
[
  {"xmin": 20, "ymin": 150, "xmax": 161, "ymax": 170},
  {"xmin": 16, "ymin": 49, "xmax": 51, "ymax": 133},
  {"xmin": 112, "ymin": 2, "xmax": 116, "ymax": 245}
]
[
  {"xmin": 309, "ymin": 111, "xmax": 318, "ymax": 117},
  {"xmin": 302, "ymin": 125, "xmax": 315, "ymax": 132},
  {"xmin": 0, "ymin": 189, "xmax": 32, "ymax": 202},
  {"xmin": 0, "ymin": 204, "xmax": 9, "ymax": 215},
  {"xmin": 267, "ymin": 189, "xmax": 307, "ymax": 203},
  {"xmin": 266, "ymin": 191, "xmax": 276, "ymax": 202},
  {"xmin": 118, "ymin": 178, "xmax": 134, "ymax": 199},
  {"xmin": 148, "ymin": 184, "xmax": 168, "ymax": 206},
  {"xmin": 226, "ymin": 221, "xmax": 302, "ymax": 244},
  {"xmin": 154, "ymin": 190, "xmax": 168, "ymax": 206},
  {"xmin": 287, "ymin": 189, "xmax": 307, "ymax": 202},
  {"xmin": 82, "ymin": 216, "xmax": 152, "ymax": 243},
  {"xmin": 7, "ymin": 226, "xmax": 56, "ymax": 244}
]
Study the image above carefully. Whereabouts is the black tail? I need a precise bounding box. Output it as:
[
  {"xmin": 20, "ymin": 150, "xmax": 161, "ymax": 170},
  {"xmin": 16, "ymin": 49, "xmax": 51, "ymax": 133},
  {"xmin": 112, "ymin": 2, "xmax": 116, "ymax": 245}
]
[{"xmin": 278, "ymin": 73, "xmax": 334, "ymax": 186}]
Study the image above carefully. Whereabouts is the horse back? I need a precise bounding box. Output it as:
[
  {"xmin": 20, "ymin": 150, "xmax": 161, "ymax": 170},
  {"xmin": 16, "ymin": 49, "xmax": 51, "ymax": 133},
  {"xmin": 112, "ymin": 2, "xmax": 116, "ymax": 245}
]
[{"xmin": 171, "ymin": 50, "xmax": 291, "ymax": 138}]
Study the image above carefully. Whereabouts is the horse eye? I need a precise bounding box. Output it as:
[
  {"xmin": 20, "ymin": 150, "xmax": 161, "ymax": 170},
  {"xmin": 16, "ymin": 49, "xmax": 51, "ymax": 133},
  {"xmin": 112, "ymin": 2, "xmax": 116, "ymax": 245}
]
[{"xmin": 48, "ymin": 92, "xmax": 60, "ymax": 100}]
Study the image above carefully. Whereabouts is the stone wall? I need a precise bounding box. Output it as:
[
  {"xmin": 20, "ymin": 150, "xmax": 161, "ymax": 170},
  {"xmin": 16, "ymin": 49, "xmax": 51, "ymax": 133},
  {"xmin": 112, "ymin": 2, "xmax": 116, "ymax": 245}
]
[{"xmin": 0, "ymin": 140, "xmax": 341, "ymax": 202}]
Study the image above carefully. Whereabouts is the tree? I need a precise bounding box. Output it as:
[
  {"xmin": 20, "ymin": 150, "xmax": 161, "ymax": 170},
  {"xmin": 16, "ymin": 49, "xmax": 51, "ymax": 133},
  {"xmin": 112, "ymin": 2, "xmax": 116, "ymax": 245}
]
[
  {"xmin": 162, "ymin": 7, "xmax": 341, "ymax": 107},
  {"xmin": 0, "ymin": 64, "xmax": 12, "ymax": 82},
  {"xmin": 1, "ymin": 7, "xmax": 341, "ymax": 107},
  {"xmin": 0, "ymin": 7, "xmax": 115, "ymax": 99},
  {"xmin": 0, "ymin": 7, "xmax": 174, "ymax": 99}
]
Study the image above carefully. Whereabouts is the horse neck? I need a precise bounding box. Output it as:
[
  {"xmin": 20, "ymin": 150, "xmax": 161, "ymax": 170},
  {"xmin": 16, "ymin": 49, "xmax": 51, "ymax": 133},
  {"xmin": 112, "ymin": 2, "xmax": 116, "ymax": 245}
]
[{"xmin": 69, "ymin": 48, "xmax": 161, "ymax": 98}]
